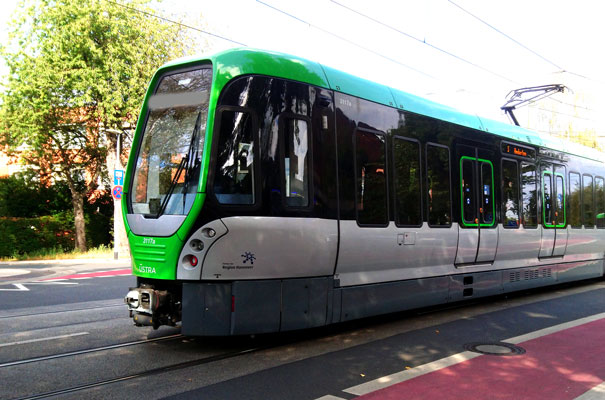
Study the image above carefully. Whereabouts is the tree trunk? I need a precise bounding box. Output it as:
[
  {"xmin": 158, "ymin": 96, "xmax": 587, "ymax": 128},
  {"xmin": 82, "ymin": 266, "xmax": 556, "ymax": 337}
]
[{"xmin": 70, "ymin": 188, "xmax": 87, "ymax": 252}]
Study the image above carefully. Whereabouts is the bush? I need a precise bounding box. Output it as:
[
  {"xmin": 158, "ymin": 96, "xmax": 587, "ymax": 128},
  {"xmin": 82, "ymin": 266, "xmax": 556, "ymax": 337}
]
[
  {"xmin": 0, "ymin": 172, "xmax": 114, "ymax": 257},
  {"xmin": 0, "ymin": 215, "xmax": 74, "ymax": 257},
  {"xmin": 0, "ymin": 173, "xmax": 71, "ymax": 217}
]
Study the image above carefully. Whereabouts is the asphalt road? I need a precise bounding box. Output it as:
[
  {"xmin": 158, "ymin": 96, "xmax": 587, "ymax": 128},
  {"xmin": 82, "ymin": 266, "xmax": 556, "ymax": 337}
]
[
  {"xmin": 0, "ymin": 259, "xmax": 133, "ymax": 309},
  {"xmin": 0, "ymin": 260, "xmax": 604, "ymax": 400}
]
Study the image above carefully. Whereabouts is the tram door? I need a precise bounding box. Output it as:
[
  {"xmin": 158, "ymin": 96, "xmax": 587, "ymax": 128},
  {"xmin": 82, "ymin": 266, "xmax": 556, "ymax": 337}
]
[
  {"xmin": 539, "ymin": 163, "xmax": 567, "ymax": 257},
  {"xmin": 455, "ymin": 145, "xmax": 498, "ymax": 265}
]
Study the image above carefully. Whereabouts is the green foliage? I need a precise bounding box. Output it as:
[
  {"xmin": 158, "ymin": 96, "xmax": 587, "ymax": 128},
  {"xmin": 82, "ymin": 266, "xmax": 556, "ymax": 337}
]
[
  {"xmin": 0, "ymin": 173, "xmax": 71, "ymax": 217},
  {"xmin": 0, "ymin": 171, "xmax": 113, "ymax": 256},
  {"xmin": 0, "ymin": 210, "xmax": 112, "ymax": 257},
  {"xmin": 0, "ymin": 0, "xmax": 191, "ymax": 250}
]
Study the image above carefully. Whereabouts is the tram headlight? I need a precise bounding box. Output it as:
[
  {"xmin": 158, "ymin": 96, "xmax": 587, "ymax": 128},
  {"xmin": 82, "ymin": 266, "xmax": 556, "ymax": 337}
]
[
  {"xmin": 190, "ymin": 239, "xmax": 204, "ymax": 252},
  {"xmin": 203, "ymin": 228, "xmax": 216, "ymax": 238}
]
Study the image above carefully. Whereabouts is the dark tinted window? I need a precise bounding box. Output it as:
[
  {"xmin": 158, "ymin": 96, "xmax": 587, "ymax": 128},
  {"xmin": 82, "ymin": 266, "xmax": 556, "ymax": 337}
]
[
  {"xmin": 213, "ymin": 110, "xmax": 255, "ymax": 205},
  {"xmin": 502, "ymin": 160, "xmax": 519, "ymax": 227},
  {"xmin": 596, "ymin": 177, "xmax": 605, "ymax": 228},
  {"xmin": 426, "ymin": 145, "xmax": 451, "ymax": 226},
  {"xmin": 283, "ymin": 119, "xmax": 310, "ymax": 207},
  {"xmin": 461, "ymin": 159, "xmax": 475, "ymax": 224},
  {"xmin": 355, "ymin": 130, "xmax": 387, "ymax": 225},
  {"xmin": 569, "ymin": 172, "xmax": 581, "ymax": 228},
  {"xmin": 583, "ymin": 174, "xmax": 594, "ymax": 227},
  {"xmin": 521, "ymin": 163, "xmax": 537, "ymax": 227},
  {"xmin": 393, "ymin": 137, "xmax": 421, "ymax": 226},
  {"xmin": 543, "ymin": 173, "xmax": 553, "ymax": 226},
  {"xmin": 480, "ymin": 161, "xmax": 494, "ymax": 224},
  {"xmin": 555, "ymin": 174, "xmax": 565, "ymax": 227}
]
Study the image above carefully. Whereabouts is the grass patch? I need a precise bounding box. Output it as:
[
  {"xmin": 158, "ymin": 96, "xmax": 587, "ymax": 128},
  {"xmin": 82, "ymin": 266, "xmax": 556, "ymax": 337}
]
[{"xmin": 0, "ymin": 244, "xmax": 114, "ymax": 261}]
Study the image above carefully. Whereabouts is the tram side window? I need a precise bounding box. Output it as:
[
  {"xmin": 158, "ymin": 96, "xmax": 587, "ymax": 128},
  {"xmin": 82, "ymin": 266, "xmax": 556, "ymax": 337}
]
[
  {"xmin": 393, "ymin": 137, "xmax": 421, "ymax": 226},
  {"xmin": 569, "ymin": 172, "xmax": 581, "ymax": 228},
  {"xmin": 583, "ymin": 174, "xmax": 594, "ymax": 228},
  {"xmin": 521, "ymin": 163, "xmax": 537, "ymax": 228},
  {"xmin": 543, "ymin": 174, "xmax": 553, "ymax": 226},
  {"xmin": 426, "ymin": 144, "xmax": 451, "ymax": 226},
  {"xmin": 355, "ymin": 130, "xmax": 388, "ymax": 226},
  {"xmin": 213, "ymin": 110, "xmax": 255, "ymax": 205},
  {"xmin": 461, "ymin": 159, "xmax": 475, "ymax": 225},
  {"xmin": 555, "ymin": 174, "xmax": 565, "ymax": 227},
  {"xmin": 596, "ymin": 177, "xmax": 605, "ymax": 228},
  {"xmin": 502, "ymin": 160, "xmax": 519, "ymax": 228},
  {"xmin": 283, "ymin": 119, "xmax": 309, "ymax": 207}
]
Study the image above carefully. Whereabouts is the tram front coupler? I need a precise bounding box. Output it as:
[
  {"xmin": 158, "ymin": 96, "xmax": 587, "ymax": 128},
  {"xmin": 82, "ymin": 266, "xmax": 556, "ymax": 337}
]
[{"xmin": 124, "ymin": 285, "xmax": 179, "ymax": 329}]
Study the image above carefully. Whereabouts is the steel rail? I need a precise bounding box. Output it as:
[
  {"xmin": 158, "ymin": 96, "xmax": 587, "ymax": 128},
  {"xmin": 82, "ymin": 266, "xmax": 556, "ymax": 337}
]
[
  {"xmin": 11, "ymin": 346, "xmax": 261, "ymax": 400},
  {"xmin": 0, "ymin": 333, "xmax": 184, "ymax": 368}
]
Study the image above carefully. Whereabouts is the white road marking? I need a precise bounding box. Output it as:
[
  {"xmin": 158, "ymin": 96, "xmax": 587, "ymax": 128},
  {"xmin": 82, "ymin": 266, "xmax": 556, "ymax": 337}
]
[
  {"xmin": 0, "ymin": 269, "xmax": 30, "ymax": 278},
  {"xmin": 0, "ymin": 281, "xmax": 79, "ymax": 291},
  {"xmin": 0, "ymin": 283, "xmax": 29, "ymax": 292},
  {"xmin": 344, "ymin": 351, "xmax": 480, "ymax": 396},
  {"xmin": 0, "ymin": 332, "xmax": 89, "ymax": 348},
  {"xmin": 343, "ymin": 312, "xmax": 605, "ymax": 396},
  {"xmin": 314, "ymin": 396, "xmax": 347, "ymax": 400},
  {"xmin": 575, "ymin": 382, "xmax": 605, "ymax": 400},
  {"xmin": 506, "ymin": 312, "xmax": 605, "ymax": 344}
]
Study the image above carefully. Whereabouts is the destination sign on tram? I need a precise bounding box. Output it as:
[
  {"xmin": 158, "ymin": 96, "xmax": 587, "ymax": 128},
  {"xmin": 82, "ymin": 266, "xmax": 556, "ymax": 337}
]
[{"xmin": 501, "ymin": 142, "xmax": 536, "ymax": 159}]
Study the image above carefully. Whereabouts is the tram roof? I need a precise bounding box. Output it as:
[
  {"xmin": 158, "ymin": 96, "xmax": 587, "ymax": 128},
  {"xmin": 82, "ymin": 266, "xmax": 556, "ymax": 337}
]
[{"xmin": 161, "ymin": 48, "xmax": 603, "ymax": 163}]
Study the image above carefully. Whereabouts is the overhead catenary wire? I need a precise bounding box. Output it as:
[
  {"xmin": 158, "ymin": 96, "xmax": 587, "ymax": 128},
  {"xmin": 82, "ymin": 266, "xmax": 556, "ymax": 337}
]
[
  {"xmin": 103, "ymin": 0, "xmax": 248, "ymax": 47},
  {"xmin": 533, "ymin": 106, "xmax": 593, "ymax": 121},
  {"xmin": 329, "ymin": 0, "xmax": 519, "ymax": 85},
  {"xmin": 447, "ymin": 0, "xmax": 563, "ymax": 71},
  {"xmin": 546, "ymin": 96, "xmax": 595, "ymax": 112},
  {"xmin": 256, "ymin": 0, "xmax": 437, "ymax": 80},
  {"xmin": 105, "ymin": 0, "xmax": 596, "ymax": 128}
]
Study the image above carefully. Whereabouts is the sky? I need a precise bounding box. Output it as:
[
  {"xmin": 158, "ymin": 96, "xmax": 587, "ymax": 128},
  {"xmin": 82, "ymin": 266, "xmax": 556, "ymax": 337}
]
[{"xmin": 2, "ymin": 0, "xmax": 604, "ymax": 140}]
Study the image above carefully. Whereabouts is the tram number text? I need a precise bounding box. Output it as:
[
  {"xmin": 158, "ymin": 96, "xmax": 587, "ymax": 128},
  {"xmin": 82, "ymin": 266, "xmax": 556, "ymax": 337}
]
[{"xmin": 339, "ymin": 98, "xmax": 352, "ymax": 107}]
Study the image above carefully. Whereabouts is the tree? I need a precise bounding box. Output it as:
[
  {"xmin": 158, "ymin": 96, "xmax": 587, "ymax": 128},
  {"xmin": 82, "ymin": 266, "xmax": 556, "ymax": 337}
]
[{"xmin": 0, "ymin": 0, "xmax": 191, "ymax": 251}]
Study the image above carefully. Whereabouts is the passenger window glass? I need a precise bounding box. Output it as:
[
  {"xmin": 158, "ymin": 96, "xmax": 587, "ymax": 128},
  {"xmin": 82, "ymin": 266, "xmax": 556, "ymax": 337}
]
[
  {"xmin": 543, "ymin": 173, "xmax": 553, "ymax": 226},
  {"xmin": 355, "ymin": 130, "xmax": 387, "ymax": 225},
  {"xmin": 583, "ymin": 174, "xmax": 594, "ymax": 227},
  {"xmin": 426, "ymin": 145, "xmax": 451, "ymax": 226},
  {"xmin": 502, "ymin": 160, "xmax": 519, "ymax": 228},
  {"xmin": 596, "ymin": 177, "xmax": 605, "ymax": 228},
  {"xmin": 569, "ymin": 172, "xmax": 582, "ymax": 228},
  {"xmin": 480, "ymin": 161, "xmax": 494, "ymax": 224},
  {"xmin": 461, "ymin": 159, "xmax": 475, "ymax": 224},
  {"xmin": 555, "ymin": 175, "xmax": 565, "ymax": 227},
  {"xmin": 521, "ymin": 163, "xmax": 537, "ymax": 228},
  {"xmin": 213, "ymin": 111, "xmax": 255, "ymax": 205},
  {"xmin": 393, "ymin": 137, "xmax": 421, "ymax": 226},
  {"xmin": 284, "ymin": 119, "xmax": 309, "ymax": 207}
]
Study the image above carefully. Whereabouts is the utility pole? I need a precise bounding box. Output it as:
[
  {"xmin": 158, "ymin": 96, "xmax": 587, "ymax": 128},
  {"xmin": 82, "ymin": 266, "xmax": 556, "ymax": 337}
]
[{"xmin": 109, "ymin": 129, "xmax": 129, "ymax": 260}]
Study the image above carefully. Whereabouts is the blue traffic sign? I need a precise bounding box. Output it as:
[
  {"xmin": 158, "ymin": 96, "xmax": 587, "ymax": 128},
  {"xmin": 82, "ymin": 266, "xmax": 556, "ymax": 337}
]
[{"xmin": 114, "ymin": 169, "xmax": 124, "ymax": 186}]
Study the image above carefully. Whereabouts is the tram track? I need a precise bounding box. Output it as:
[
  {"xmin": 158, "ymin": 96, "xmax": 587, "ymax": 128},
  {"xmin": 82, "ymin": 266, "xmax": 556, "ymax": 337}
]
[
  {"xmin": 11, "ymin": 345, "xmax": 263, "ymax": 400},
  {"xmin": 0, "ymin": 333, "xmax": 184, "ymax": 368}
]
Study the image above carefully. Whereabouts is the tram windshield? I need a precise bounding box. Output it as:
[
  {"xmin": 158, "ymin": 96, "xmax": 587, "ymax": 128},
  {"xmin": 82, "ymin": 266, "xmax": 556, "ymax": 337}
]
[{"xmin": 130, "ymin": 67, "xmax": 212, "ymax": 216}]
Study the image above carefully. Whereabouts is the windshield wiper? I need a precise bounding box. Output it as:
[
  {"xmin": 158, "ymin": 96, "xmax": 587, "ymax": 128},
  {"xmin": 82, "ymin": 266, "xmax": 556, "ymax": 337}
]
[
  {"xmin": 155, "ymin": 111, "xmax": 202, "ymax": 218},
  {"xmin": 182, "ymin": 112, "xmax": 202, "ymax": 211}
]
